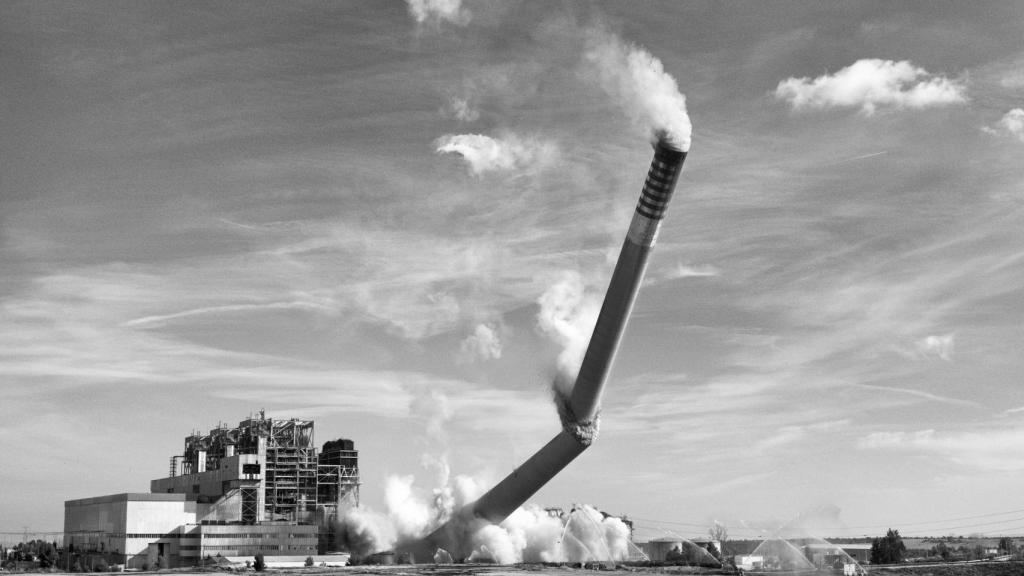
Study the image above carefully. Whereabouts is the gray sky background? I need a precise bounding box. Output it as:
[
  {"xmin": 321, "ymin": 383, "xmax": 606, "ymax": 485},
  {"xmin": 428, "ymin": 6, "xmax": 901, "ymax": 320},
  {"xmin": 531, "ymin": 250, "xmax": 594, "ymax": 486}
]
[{"xmin": 3, "ymin": 1, "xmax": 1024, "ymax": 539}]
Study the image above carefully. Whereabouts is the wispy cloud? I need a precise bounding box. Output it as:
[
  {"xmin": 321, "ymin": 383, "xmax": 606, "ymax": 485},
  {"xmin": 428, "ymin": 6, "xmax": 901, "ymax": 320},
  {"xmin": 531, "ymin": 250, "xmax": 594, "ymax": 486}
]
[
  {"xmin": 457, "ymin": 323, "xmax": 503, "ymax": 363},
  {"xmin": 755, "ymin": 420, "xmax": 851, "ymax": 451},
  {"xmin": 775, "ymin": 59, "xmax": 967, "ymax": 115},
  {"xmin": 405, "ymin": 0, "xmax": 471, "ymax": 27},
  {"xmin": 205, "ymin": 369, "xmax": 554, "ymax": 436},
  {"xmin": 436, "ymin": 132, "xmax": 560, "ymax": 176},
  {"xmin": 850, "ymin": 383, "xmax": 978, "ymax": 408},
  {"xmin": 666, "ymin": 263, "xmax": 720, "ymax": 280},
  {"xmin": 858, "ymin": 426, "xmax": 1024, "ymax": 471},
  {"xmin": 123, "ymin": 301, "xmax": 332, "ymax": 328},
  {"xmin": 824, "ymin": 151, "xmax": 889, "ymax": 165}
]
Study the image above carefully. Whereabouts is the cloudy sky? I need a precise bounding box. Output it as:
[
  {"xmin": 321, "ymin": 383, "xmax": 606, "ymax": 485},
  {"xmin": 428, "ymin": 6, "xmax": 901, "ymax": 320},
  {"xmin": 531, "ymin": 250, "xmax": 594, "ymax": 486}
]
[{"xmin": 3, "ymin": 0, "xmax": 1024, "ymax": 541}]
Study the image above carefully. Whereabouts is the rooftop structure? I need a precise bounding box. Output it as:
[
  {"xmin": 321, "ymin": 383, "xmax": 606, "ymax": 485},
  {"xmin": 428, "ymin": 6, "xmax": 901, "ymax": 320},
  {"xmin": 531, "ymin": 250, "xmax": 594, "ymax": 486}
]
[
  {"xmin": 156, "ymin": 411, "xmax": 359, "ymax": 523},
  {"xmin": 64, "ymin": 413, "xmax": 358, "ymax": 568}
]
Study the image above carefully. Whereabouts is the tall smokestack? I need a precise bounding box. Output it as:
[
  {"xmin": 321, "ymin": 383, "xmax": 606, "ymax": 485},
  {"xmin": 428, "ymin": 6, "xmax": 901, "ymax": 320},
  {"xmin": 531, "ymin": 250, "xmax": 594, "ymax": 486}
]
[
  {"xmin": 402, "ymin": 136, "xmax": 687, "ymax": 560},
  {"xmin": 564, "ymin": 134, "xmax": 685, "ymax": 428}
]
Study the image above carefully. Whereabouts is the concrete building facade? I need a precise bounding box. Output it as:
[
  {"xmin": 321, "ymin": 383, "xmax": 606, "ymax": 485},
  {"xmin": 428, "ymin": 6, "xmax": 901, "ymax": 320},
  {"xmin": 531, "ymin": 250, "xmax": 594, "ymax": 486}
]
[{"xmin": 64, "ymin": 494, "xmax": 198, "ymax": 565}]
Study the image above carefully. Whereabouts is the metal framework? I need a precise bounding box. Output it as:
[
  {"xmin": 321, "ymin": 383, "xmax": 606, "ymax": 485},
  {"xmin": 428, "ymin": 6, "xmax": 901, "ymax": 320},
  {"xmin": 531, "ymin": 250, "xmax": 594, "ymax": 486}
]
[{"xmin": 166, "ymin": 411, "xmax": 359, "ymax": 522}]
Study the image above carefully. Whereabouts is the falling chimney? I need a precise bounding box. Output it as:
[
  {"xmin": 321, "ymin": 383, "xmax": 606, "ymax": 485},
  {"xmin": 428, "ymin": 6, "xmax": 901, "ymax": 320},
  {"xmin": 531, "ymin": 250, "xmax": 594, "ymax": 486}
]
[{"xmin": 401, "ymin": 135, "xmax": 687, "ymax": 560}]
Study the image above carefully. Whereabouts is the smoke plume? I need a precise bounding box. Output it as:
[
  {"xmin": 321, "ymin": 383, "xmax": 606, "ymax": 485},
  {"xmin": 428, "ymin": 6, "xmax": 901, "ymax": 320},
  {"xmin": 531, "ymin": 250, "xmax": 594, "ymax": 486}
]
[
  {"xmin": 466, "ymin": 504, "xmax": 633, "ymax": 564},
  {"xmin": 334, "ymin": 411, "xmax": 631, "ymax": 563},
  {"xmin": 536, "ymin": 271, "xmax": 601, "ymax": 397},
  {"xmin": 336, "ymin": 506, "xmax": 395, "ymax": 557},
  {"xmin": 335, "ymin": 468, "xmax": 486, "ymax": 557},
  {"xmin": 336, "ymin": 468, "xmax": 632, "ymax": 563},
  {"xmin": 583, "ymin": 28, "xmax": 692, "ymax": 151}
]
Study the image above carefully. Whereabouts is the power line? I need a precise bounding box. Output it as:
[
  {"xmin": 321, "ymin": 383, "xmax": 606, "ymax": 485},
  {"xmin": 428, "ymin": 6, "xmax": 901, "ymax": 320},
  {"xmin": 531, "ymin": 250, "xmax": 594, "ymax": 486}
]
[
  {"xmin": 629, "ymin": 517, "xmax": 715, "ymax": 530},
  {"xmin": 629, "ymin": 507, "xmax": 1024, "ymax": 539},
  {"xmin": 845, "ymin": 507, "xmax": 1024, "ymax": 530},
  {"xmin": 895, "ymin": 516, "xmax": 1024, "ymax": 534}
]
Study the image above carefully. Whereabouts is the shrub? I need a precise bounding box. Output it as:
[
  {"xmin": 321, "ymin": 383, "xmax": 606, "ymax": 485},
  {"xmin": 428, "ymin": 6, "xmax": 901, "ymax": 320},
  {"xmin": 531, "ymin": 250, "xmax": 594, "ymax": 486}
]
[
  {"xmin": 304, "ymin": 556, "xmax": 314, "ymax": 567},
  {"xmin": 253, "ymin": 553, "xmax": 265, "ymax": 572},
  {"xmin": 94, "ymin": 558, "xmax": 109, "ymax": 572}
]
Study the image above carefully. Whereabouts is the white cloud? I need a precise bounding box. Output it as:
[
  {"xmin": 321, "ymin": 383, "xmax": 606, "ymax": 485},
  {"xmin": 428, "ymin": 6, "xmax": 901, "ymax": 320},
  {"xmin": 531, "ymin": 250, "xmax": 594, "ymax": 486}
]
[
  {"xmin": 667, "ymin": 263, "xmax": 720, "ymax": 280},
  {"xmin": 982, "ymin": 108, "xmax": 1024, "ymax": 142},
  {"xmin": 916, "ymin": 333, "xmax": 955, "ymax": 361},
  {"xmin": 858, "ymin": 427, "xmax": 1024, "ymax": 471},
  {"xmin": 775, "ymin": 59, "xmax": 967, "ymax": 115},
  {"xmin": 457, "ymin": 323, "xmax": 502, "ymax": 363},
  {"xmin": 435, "ymin": 133, "xmax": 559, "ymax": 176},
  {"xmin": 405, "ymin": 0, "xmax": 470, "ymax": 27}
]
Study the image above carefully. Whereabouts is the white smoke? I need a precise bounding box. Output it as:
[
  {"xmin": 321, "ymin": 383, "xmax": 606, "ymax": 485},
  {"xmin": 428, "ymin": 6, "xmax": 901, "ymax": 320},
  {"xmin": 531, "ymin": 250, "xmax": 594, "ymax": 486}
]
[
  {"xmin": 436, "ymin": 132, "xmax": 560, "ymax": 176},
  {"xmin": 536, "ymin": 271, "xmax": 601, "ymax": 396},
  {"xmin": 335, "ymin": 387, "xmax": 628, "ymax": 561},
  {"xmin": 410, "ymin": 387, "xmax": 453, "ymax": 442},
  {"xmin": 337, "ymin": 471, "xmax": 632, "ymax": 563},
  {"xmin": 336, "ymin": 506, "xmax": 396, "ymax": 557},
  {"xmin": 467, "ymin": 504, "xmax": 632, "ymax": 564},
  {"xmin": 583, "ymin": 28, "xmax": 692, "ymax": 151},
  {"xmin": 775, "ymin": 59, "xmax": 967, "ymax": 115},
  {"xmin": 406, "ymin": 0, "xmax": 471, "ymax": 27},
  {"xmin": 335, "ymin": 471, "xmax": 486, "ymax": 557}
]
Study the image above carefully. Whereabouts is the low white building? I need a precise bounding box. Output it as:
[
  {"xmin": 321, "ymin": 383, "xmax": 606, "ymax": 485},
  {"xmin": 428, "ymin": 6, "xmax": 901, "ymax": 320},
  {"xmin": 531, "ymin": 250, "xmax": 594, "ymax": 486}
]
[
  {"xmin": 64, "ymin": 493, "xmax": 200, "ymax": 565},
  {"xmin": 735, "ymin": 554, "xmax": 764, "ymax": 570},
  {"xmin": 64, "ymin": 493, "xmax": 319, "ymax": 568}
]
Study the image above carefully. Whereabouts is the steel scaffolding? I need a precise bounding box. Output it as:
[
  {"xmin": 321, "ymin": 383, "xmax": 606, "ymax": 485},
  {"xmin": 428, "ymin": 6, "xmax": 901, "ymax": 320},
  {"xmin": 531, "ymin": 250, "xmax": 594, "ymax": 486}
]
[{"xmin": 166, "ymin": 411, "xmax": 358, "ymax": 522}]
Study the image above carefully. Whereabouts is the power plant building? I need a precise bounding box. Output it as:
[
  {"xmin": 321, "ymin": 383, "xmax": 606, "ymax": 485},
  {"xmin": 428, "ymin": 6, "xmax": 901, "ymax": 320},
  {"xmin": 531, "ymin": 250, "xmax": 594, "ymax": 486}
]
[{"xmin": 63, "ymin": 413, "xmax": 358, "ymax": 568}]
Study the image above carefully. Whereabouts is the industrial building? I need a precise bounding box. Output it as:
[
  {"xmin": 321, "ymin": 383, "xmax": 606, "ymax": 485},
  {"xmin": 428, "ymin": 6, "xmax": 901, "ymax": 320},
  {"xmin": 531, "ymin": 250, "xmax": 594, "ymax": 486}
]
[
  {"xmin": 64, "ymin": 413, "xmax": 358, "ymax": 568},
  {"xmin": 638, "ymin": 537, "xmax": 721, "ymax": 564}
]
